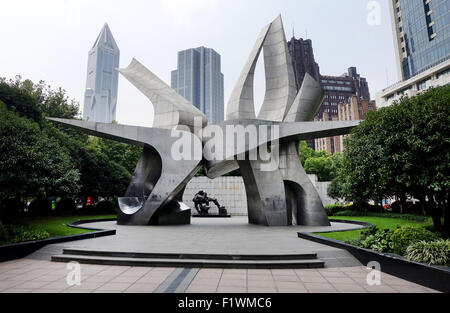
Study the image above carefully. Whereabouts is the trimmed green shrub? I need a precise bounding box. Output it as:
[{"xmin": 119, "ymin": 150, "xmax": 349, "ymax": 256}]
[
  {"xmin": 333, "ymin": 210, "xmax": 428, "ymax": 222},
  {"xmin": 392, "ymin": 227, "xmax": 440, "ymax": 256},
  {"xmin": 360, "ymin": 229, "xmax": 394, "ymax": 253},
  {"xmin": 0, "ymin": 224, "xmax": 50, "ymax": 245},
  {"xmin": 405, "ymin": 240, "xmax": 450, "ymax": 266},
  {"xmin": 345, "ymin": 226, "xmax": 394, "ymax": 253},
  {"xmin": 324, "ymin": 204, "xmax": 351, "ymax": 216}
]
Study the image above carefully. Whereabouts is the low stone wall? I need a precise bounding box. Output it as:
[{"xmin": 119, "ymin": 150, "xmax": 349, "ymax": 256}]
[{"xmin": 183, "ymin": 175, "xmax": 335, "ymax": 216}]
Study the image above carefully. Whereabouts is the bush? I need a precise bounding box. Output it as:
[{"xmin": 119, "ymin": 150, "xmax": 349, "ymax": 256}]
[
  {"xmin": 0, "ymin": 224, "xmax": 50, "ymax": 245},
  {"xmin": 324, "ymin": 204, "xmax": 352, "ymax": 216},
  {"xmin": 345, "ymin": 226, "xmax": 394, "ymax": 253},
  {"xmin": 360, "ymin": 228, "xmax": 394, "ymax": 253},
  {"xmin": 332, "ymin": 210, "xmax": 428, "ymax": 222},
  {"xmin": 405, "ymin": 240, "xmax": 450, "ymax": 266},
  {"xmin": 391, "ymin": 227, "xmax": 440, "ymax": 256}
]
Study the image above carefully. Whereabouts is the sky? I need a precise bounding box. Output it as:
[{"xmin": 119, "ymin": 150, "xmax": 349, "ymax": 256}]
[{"xmin": 0, "ymin": 0, "xmax": 398, "ymax": 127}]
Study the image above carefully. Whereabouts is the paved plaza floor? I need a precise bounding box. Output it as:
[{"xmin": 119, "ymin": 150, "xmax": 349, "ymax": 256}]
[
  {"xmin": 0, "ymin": 217, "xmax": 440, "ymax": 293},
  {"xmin": 30, "ymin": 217, "xmax": 364, "ymax": 267},
  {"xmin": 0, "ymin": 259, "xmax": 438, "ymax": 293}
]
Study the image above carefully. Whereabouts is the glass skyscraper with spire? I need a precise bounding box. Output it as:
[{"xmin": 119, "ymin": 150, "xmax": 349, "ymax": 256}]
[{"xmin": 83, "ymin": 23, "xmax": 120, "ymax": 123}]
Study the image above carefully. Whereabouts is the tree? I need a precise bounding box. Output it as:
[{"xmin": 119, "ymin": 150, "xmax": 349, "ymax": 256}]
[
  {"xmin": 0, "ymin": 102, "xmax": 80, "ymax": 209},
  {"xmin": 0, "ymin": 77, "xmax": 41, "ymax": 122},
  {"xmin": 330, "ymin": 86, "xmax": 450, "ymax": 232},
  {"xmin": 0, "ymin": 76, "xmax": 79, "ymax": 120},
  {"xmin": 300, "ymin": 141, "xmax": 343, "ymax": 182},
  {"xmin": 299, "ymin": 141, "xmax": 327, "ymax": 166}
]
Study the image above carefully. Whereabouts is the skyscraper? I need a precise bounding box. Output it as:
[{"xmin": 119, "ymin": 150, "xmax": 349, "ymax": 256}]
[
  {"xmin": 287, "ymin": 37, "xmax": 321, "ymax": 90},
  {"xmin": 171, "ymin": 47, "xmax": 224, "ymax": 124},
  {"xmin": 83, "ymin": 23, "xmax": 120, "ymax": 123},
  {"xmin": 377, "ymin": 0, "xmax": 450, "ymax": 107},
  {"xmin": 287, "ymin": 36, "xmax": 374, "ymax": 152}
]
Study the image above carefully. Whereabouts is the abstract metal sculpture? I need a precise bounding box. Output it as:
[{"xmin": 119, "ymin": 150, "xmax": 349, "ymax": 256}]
[{"xmin": 48, "ymin": 15, "xmax": 360, "ymax": 227}]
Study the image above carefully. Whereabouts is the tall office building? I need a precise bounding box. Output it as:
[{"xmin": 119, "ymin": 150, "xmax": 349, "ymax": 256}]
[
  {"xmin": 83, "ymin": 23, "xmax": 120, "ymax": 123},
  {"xmin": 287, "ymin": 36, "xmax": 374, "ymax": 152},
  {"xmin": 287, "ymin": 37, "xmax": 371, "ymax": 120},
  {"xmin": 171, "ymin": 47, "xmax": 224, "ymax": 124},
  {"xmin": 287, "ymin": 37, "xmax": 321, "ymax": 89},
  {"xmin": 377, "ymin": 0, "xmax": 450, "ymax": 107}
]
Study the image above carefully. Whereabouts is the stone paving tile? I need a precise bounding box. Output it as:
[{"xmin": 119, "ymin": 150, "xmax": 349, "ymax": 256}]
[
  {"xmin": 186, "ymin": 285, "xmax": 217, "ymax": 293},
  {"xmin": 363, "ymin": 285, "xmax": 398, "ymax": 293},
  {"xmin": 84, "ymin": 275, "xmax": 115, "ymax": 283},
  {"xmin": 304, "ymin": 282, "xmax": 337, "ymax": 291},
  {"xmin": 40, "ymin": 281, "xmax": 71, "ymax": 290},
  {"xmin": 277, "ymin": 288, "xmax": 308, "ymax": 293},
  {"xmin": 275, "ymin": 281, "xmax": 306, "ymax": 290},
  {"xmin": 325, "ymin": 277, "xmax": 355, "ymax": 284},
  {"xmin": 96, "ymin": 282, "xmax": 132, "ymax": 292},
  {"xmin": 217, "ymin": 286, "xmax": 247, "ymax": 293},
  {"xmin": 67, "ymin": 282, "xmax": 105, "ymax": 291},
  {"xmin": 1, "ymin": 288, "xmax": 34, "ymax": 293},
  {"xmin": 0, "ymin": 280, "xmax": 24, "ymax": 291},
  {"xmin": 109, "ymin": 275, "xmax": 141, "ymax": 284},
  {"xmin": 272, "ymin": 275, "xmax": 300, "ymax": 282},
  {"xmin": 294, "ymin": 269, "xmax": 322, "ymax": 277},
  {"xmin": 248, "ymin": 287, "xmax": 278, "ymax": 293},
  {"xmin": 332, "ymin": 283, "xmax": 367, "ymax": 292},
  {"xmin": 271, "ymin": 269, "xmax": 297, "ymax": 276},
  {"xmin": 31, "ymin": 274, "xmax": 66, "ymax": 282},
  {"xmin": 124, "ymin": 283, "xmax": 160, "ymax": 293},
  {"xmin": 218, "ymin": 280, "xmax": 247, "ymax": 287},
  {"xmin": 190, "ymin": 278, "xmax": 221, "ymax": 286},
  {"xmin": 298, "ymin": 276, "xmax": 328, "ymax": 283},
  {"xmin": 247, "ymin": 280, "xmax": 276, "ymax": 288},
  {"xmin": 11, "ymin": 281, "xmax": 50, "ymax": 290},
  {"xmin": 31, "ymin": 289, "xmax": 63, "ymax": 293}
]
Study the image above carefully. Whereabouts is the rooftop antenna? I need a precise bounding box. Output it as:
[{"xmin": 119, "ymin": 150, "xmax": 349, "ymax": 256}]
[{"xmin": 305, "ymin": 29, "xmax": 308, "ymax": 39}]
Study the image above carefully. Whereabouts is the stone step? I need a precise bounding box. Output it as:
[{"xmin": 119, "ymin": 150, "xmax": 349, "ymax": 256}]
[
  {"xmin": 62, "ymin": 249, "xmax": 319, "ymax": 261},
  {"xmin": 51, "ymin": 254, "xmax": 325, "ymax": 269}
]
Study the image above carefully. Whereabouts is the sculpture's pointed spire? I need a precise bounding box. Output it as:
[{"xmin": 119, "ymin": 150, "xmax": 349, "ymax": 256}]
[
  {"xmin": 257, "ymin": 15, "xmax": 297, "ymax": 122},
  {"xmin": 92, "ymin": 23, "xmax": 119, "ymax": 51}
]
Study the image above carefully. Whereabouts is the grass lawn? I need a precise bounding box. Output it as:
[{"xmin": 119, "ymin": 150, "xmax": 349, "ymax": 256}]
[
  {"xmin": 4, "ymin": 215, "xmax": 117, "ymax": 238},
  {"xmin": 316, "ymin": 216, "xmax": 434, "ymax": 242}
]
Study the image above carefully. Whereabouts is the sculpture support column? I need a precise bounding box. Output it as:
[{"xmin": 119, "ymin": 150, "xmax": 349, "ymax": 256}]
[
  {"xmin": 238, "ymin": 160, "xmax": 288, "ymax": 226},
  {"xmin": 279, "ymin": 141, "xmax": 330, "ymax": 226}
]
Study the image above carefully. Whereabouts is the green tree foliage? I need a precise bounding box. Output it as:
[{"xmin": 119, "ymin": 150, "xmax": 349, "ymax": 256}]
[
  {"xmin": 0, "ymin": 102, "xmax": 80, "ymax": 205},
  {"xmin": 0, "ymin": 76, "xmax": 143, "ymax": 214},
  {"xmin": 330, "ymin": 86, "xmax": 450, "ymax": 232},
  {"xmin": 299, "ymin": 141, "xmax": 327, "ymax": 166},
  {"xmin": 0, "ymin": 76, "xmax": 79, "ymax": 120},
  {"xmin": 299, "ymin": 142, "xmax": 343, "ymax": 182},
  {"xmin": 0, "ymin": 78, "xmax": 41, "ymax": 122},
  {"xmin": 77, "ymin": 139, "xmax": 133, "ymax": 199}
]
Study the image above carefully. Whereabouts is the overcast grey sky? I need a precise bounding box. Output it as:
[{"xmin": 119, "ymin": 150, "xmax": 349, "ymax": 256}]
[{"xmin": 0, "ymin": 0, "xmax": 397, "ymax": 127}]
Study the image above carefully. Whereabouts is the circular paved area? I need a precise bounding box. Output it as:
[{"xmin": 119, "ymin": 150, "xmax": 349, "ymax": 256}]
[{"xmin": 31, "ymin": 217, "xmax": 364, "ymax": 268}]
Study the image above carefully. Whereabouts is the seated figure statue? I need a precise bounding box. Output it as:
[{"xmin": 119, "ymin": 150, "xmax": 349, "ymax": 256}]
[{"xmin": 193, "ymin": 191, "xmax": 228, "ymax": 216}]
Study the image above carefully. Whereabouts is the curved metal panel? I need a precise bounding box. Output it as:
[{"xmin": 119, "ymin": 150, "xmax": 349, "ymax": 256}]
[
  {"xmin": 117, "ymin": 58, "xmax": 207, "ymax": 131},
  {"xmin": 257, "ymin": 15, "xmax": 297, "ymax": 122},
  {"xmin": 226, "ymin": 23, "xmax": 271, "ymax": 120},
  {"xmin": 284, "ymin": 73, "xmax": 325, "ymax": 123}
]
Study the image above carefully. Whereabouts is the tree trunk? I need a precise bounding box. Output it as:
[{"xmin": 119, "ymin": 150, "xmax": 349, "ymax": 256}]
[
  {"xmin": 428, "ymin": 194, "xmax": 443, "ymax": 231},
  {"xmin": 442, "ymin": 193, "xmax": 449, "ymax": 234}
]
